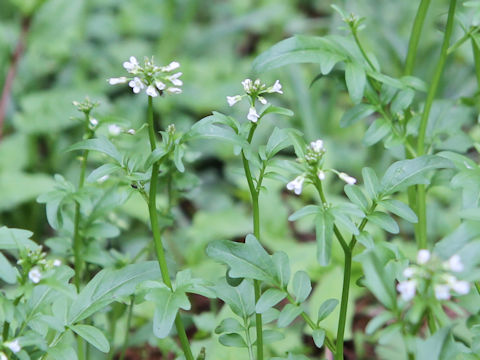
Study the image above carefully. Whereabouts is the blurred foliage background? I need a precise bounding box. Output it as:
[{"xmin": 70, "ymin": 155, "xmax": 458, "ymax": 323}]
[{"xmin": 0, "ymin": 0, "xmax": 478, "ymax": 358}]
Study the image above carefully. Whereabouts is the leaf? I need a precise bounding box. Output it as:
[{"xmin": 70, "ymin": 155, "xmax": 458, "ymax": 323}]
[
  {"xmin": 367, "ymin": 212, "xmax": 399, "ymax": 234},
  {"xmin": 0, "ymin": 227, "xmax": 38, "ymax": 251},
  {"xmin": 330, "ymin": 208, "xmax": 359, "ymax": 235},
  {"xmin": 317, "ymin": 298, "xmax": 339, "ymax": 323},
  {"xmin": 0, "ymin": 252, "xmax": 17, "ymax": 283},
  {"xmin": 344, "ymin": 185, "xmax": 369, "ymax": 211},
  {"xmin": 458, "ymin": 208, "xmax": 480, "ymax": 221},
  {"xmin": 272, "ymin": 251, "xmax": 291, "ymax": 288},
  {"xmin": 380, "ymin": 155, "xmax": 453, "ymax": 195},
  {"xmin": 379, "ymin": 199, "xmax": 418, "ymax": 223},
  {"xmin": 265, "ymin": 127, "xmax": 297, "ymax": 159},
  {"xmin": 278, "ymin": 304, "xmax": 303, "ymax": 327},
  {"xmin": 292, "ymin": 271, "xmax": 311, "ymax": 303},
  {"xmin": 219, "ymin": 333, "xmax": 247, "ymax": 348},
  {"xmin": 213, "ymin": 279, "xmax": 255, "ymax": 318},
  {"xmin": 362, "ymin": 167, "xmax": 380, "ymax": 200},
  {"xmin": 391, "ymin": 88, "xmax": 415, "ymax": 113},
  {"xmin": 252, "ymin": 35, "xmax": 346, "ymax": 73},
  {"xmin": 340, "ymin": 103, "xmax": 376, "ymax": 128},
  {"xmin": 70, "ymin": 324, "xmax": 110, "ymax": 353},
  {"xmin": 206, "ymin": 235, "xmax": 280, "ymax": 286},
  {"xmin": 144, "ymin": 147, "xmax": 168, "ymax": 169},
  {"xmin": 365, "ymin": 311, "xmax": 395, "ymax": 335},
  {"xmin": 315, "ymin": 211, "xmax": 334, "ymax": 266},
  {"xmin": 288, "ymin": 205, "xmax": 321, "ymax": 221},
  {"xmin": 190, "ymin": 118, "xmax": 247, "ymax": 148},
  {"xmin": 215, "ymin": 318, "xmax": 244, "ymax": 334},
  {"xmin": 174, "ymin": 145, "xmax": 185, "ymax": 172},
  {"xmin": 86, "ymin": 163, "xmax": 119, "ymax": 183},
  {"xmin": 356, "ymin": 231, "xmax": 375, "ymax": 249},
  {"xmin": 345, "ymin": 62, "xmax": 366, "ymax": 104},
  {"xmin": 256, "ymin": 288, "xmax": 286, "ymax": 314},
  {"xmin": 312, "ymin": 329, "xmax": 326, "ymax": 348},
  {"xmin": 415, "ymin": 326, "xmax": 452, "ymax": 360},
  {"xmin": 68, "ymin": 262, "xmax": 160, "ymax": 323},
  {"xmin": 66, "ymin": 137, "xmax": 122, "ymax": 164},
  {"xmin": 258, "ymin": 329, "xmax": 284, "ymax": 344},
  {"xmin": 260, "ymin": 105, "xmax": 294, "ymax": 118},
  {"xmin": 363, "ymin": 118, "xmax": 390, "ymax": 146}
]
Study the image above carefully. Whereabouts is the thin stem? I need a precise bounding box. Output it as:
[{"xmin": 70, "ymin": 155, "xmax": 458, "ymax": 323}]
[
  {"xmin": 241, "ymin": 122, "xmax": 263, "ymax": 360},
  {"xmin": 119, "ymin": 296, "xmax": 135, "ymax": 360},
  {"xmin": 146, "ymin": 96, "xmax": 194, "ymax": 360},
  {"xmin": 352, "ymin": 29, "xmax": 376, "ymax": 71},
  {"xmin": 448, "ymin": 27, "xmax": 480, "ymax": 55},
  {"xmin": 244, "ymin": 318, "xmax": 256, "ymax": 360},
  {"xmin": 335, "ymin": 250, "xmax": 351, "ymax": 360},
  {"xmin": 472, "ymin": 34, "xmax": 480, "ymax": 89},
  {"xmin": 416, "ymin": 0, "xmax": 457, "ymax": 249},
  {"xmin": 404, "ymin": 0, "xmax": 432, "ymax": 75}
]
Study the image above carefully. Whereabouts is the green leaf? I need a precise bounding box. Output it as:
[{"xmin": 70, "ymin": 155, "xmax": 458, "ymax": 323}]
[
  {"xmin": 144, "ymin": 147, "xmax": 168, "ymax": 169},
  {"xmin": 174, "ymin": 145, "xmax": 186, "ymax": 173},
  {"xmin": 362, "ymin": 167, "xmax": 380, "ymax": 200},
  {"xmin": 415, "ymin": 326, "xmax": 452, "ymax": 360},
  {"xmin": 256, "ymin": 288, "xmax": 286, "ymax": 314},
  {"xmin": 340, "ymin": 103, "xmax": 376, "ymax": 128},
  {"xmin": 146, "ymin": 287, "xmax": 190, "ymax": 338},
  {"xmin": 391, "ymin": 88, "xmax": 415, "ymax": 113},
  {"xmin": 252, "ymin": 35, "xmax": 346, "ymax": 74},
  {"xmin": 380, "ymin": 155, "xmax": 453, "ymax": 195},
  {"xmin": 68, "ymin": 262, "xmax": 160, "ymax": 323},
  {"xmin": 0, "ymin": 227, "xmax": 38, "ymax": 251},
  {"xmin": 213, "ymin": 278, "xmax": 255, "ymax": 318},
  {"xmin": 458, "ymin": 208, "xmax": 480, "ymax": 221},
  {"xmin": 260, "ymin": 105, "xmax": 295, "ymax": 118},
  {"xmin": 272, "ymin": 251, "xmax": 291, "ymax": 288},
  {"xmin": 206, "ymin": 235, "xmax": 280, "ymax": 286},
  {"xmin": 367, "ymin": 212, "xmax": 399, "ymax": 234},
  {"xmin": 379, "ymin": 199, "xmax": 418, "ymax": 223},
  {"xmin": 70, "ymin": 324, "xmax": 110, "ymax": 353},
  {"xmin": 344, "ymin": 185, "xmax": 369, "ymax": 211},
  {"xmin": 86, "ymin": 163, "xmax": 119, "ymax": 183},
  {"xmin": 345, "ymin": 62, "xmax": 366, "ymax": 104},
  {"xmin": 331, "ymin": 208, "xmax": 359, "ymax": 235},
  {"xmin": 312, "ymin": 329, "xmax": 326, "ymax": 348},
  {"xmin": 265, "ymin": 127, "xmax": 297, "ymax": 159},
  {"xmin": 292, "ymin": 271, "xmax": 311, "ymax": 303},
  {"xmin": 278, "ymin": 304, "xmax": 303, "ymax": 327},
  {"xmin": 363, "ymin": 118, "xmax": 390, "ymax": 146},
  {"xmin": 190, "ymin": 118, "xmax": 247, "ymax": 148},
  {"xmin": 258, "ymin": 329, "xmax": 284, "ymax": 344},
  {"xmin": 315, "ymin": 211, "xmax": 334, "ymax": 266},
  {"xmin": 0, "ymin": 252, "xmax": 17, "ymax": 283},
  {"xmin": 288, "ymin": 205, "xmax": 321, "ymax": 221},
  {"xmin": 219, "ymin": 333, "xmax": 247, "ymax": 348},
  {"xmin": 317, "ymin": 298, "xmax": 339, "ymax": 323},
  {"xmin": 66, "ymin": 137, "xmax": 122, "ymax": 164},
  {"xmin": 365, "ymin": 311, "xmax": 395, "ymax": 335},
  {"xmin": 215, "ymin": 318, "xmax": 244, "ymax": 334},
  {"xmin": 356, "ymin": 231, "xmax": 374, "ymax": 249}
]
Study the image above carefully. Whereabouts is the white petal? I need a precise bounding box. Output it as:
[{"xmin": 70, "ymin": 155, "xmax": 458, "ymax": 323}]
[
  {"xmin": 5, "ymin": 339, "xmax": 21, "ymax": 353},
  {"xmin": 339, "ymin": 172, "xmax": 356, "ymax": 185},
  {"xmin": 166, "ymin": 87, "xmax": 182, "ymax": 94},
  {"xmin": 146, "ymin": 85, "xmax": 159, "ymax": 97},
  {"xmin": 434, "ymin": 284, "xmax": 451, "ymax": 300},
  {"xmin": 417, "ymin": 249, "xmax": 431, "ymax": 264},
  {"xmin": 318, "ymin": 170, "xmax": 326, "ymax": 180},
  {"xmin": 155, "ymin": 80, "xmax": 166, "ymax": 90},
  {"xmin": 108, "ymin": 77, "xmax": 127, "ymax": 85},
  {"xmin": 28, "ymin": 268, "xmax": 42, "ymax": 284},
  {"xmin": 447, "ymin": 254, "xmax": 464, "ymax": 272},
  {"xmin": 227, "ymin": 95, "xmax": 241, "ymax": 106},
  {"xmin": 53, "ymin": 259, "xmax": 62, "ymax": 267},
  {"xmin": 108, "ymin": 124, "xmax": 122, "ymax": 136},
  {"xmin": 258, "ymin": 96, "xmax": 267, "ymax": 105},
  {"xmin": 452, "ymin": 280, "xmax": 470, "ymax": 295},
  {"xmin": 247, "ymin": 107, "xmax": 259, "ymax": 122}
]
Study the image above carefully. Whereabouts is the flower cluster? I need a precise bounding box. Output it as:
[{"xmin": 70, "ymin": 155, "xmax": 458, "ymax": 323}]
[
  {"xmin": 17, "ymin": 247, "xmax": 61, "ymax": 285},
  {"xmin": 227, "ymin": 78, "xmax": 283, "ymax": 123},
  {"xmin": 108, "ymin": 56, "xmax": 183, "ymax": 97},
  {"xmin": 285, "ymin": 140, "xmax": 357, "ymax": 195},
  {"xmin": 2, "ymin": 339, "xmax": 21, "ymax": 355},
  {"xmin": 397, "ymin": 249, "xmax": 470, "ymax": 302},
  {"xmin": 73, "ymin": 97, "xmax": 100, "ymax": 131}
]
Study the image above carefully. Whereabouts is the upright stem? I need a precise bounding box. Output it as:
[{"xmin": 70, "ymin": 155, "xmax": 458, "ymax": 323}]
[
  {"xmin": 335, "ymin": 250, "xmax": 352, "ymax": 360},
  {"xmin": 416, "ymin": 0, "xmax": 457, "ymax": 249},
  {"xmin": 472, "ymin": 35, "xmax": 480, "ymax": 92},
  {"xmin": 404, "ymin": 0, "xmax": 432, "ymax": 75},
  {"xmin": 119, "ymin": 296, "xmax": 135, "ymax": 360},
  {"xmin": 241, "ymin": 123, "xmax": 263, "ymax": 360},
  {"xmin": 146, "ymin": 96, "xmax": 194, "ymax": 360}
]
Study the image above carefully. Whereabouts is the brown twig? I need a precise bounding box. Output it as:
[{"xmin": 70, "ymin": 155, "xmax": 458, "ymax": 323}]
[{"xmin": 0, "ymin": 16, "xmax": 31, "ymax": 140}]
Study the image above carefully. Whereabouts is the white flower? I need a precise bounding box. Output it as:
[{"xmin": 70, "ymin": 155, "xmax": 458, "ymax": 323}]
[
  {"xmin": 161, "ymin": 61, "xmax": 180, "ymax": 72},
  {"xmin": 242, "ymin": 79, "xmax": 253, "ymax": 92},
  {"xmin": 0, "ymin": 351, "xmax": 7, "ymax": 360},
  {"xmin": 127, "ymin": 129, "xmax": 136, "ymax": 135},
  {"xmin": 339, "ymin": 172, "xmax": 356, "ymax": 185},
  {"xmin": 155, "ymin": 80, "xmax": 166, "ymax": 91},
  {"xmin": 166, "ymin": 87, "xmax": 182, "ymax": 94},
  {"xmin": 97, "ymin": 175, "xmax": 109, "ymax": 183},
  {"xmin": 108, "ymin": 124, "xmax": 122, "ymax": 136},
  {"xmin": 269, "ymin": 80, "xmax": 283, "ymax": 94},
  {"xmin": 286, "ymin": 176, "xmax": 305, "ymax": 195},
  {"xmin": 451, "ymin": 280, "xmax": 470, "ymax": 295},
  {"xmin": 310, "ymin": 139, "xmax": 324, "ymax": 153},
  {"xmin": 417, "ymin": 249, "xmax": 431, "ymax": 265},
  {"xmin": 258, "ymin": 96, "xmax": 267, "ymax": 105},
  {"xmin": 247, "ymin": 107, "xmax": 259, "ymax": 122},
  {"xmin": 446, "ymin": 254, "xmax": 464, "ymax": 272},
  {"xmin": 128, "ymin": 77, "xmax": 145, "ymax": 94},
  {"xmin": 397, "ymin": 280, "xmax": 416, "ymax": 301},
  {"xmin": 123, "ymin": 56, "xmax": 139, "ymax": 73},
  {"xmin": 227, "ymin": 95, "xmax": 242, "ymax": 107},
  {"xmin": 53, "ymin": 259, "xmax": 61, "ymax": 267},
  {"xmin": 403, "ymin": 267, "xmax": 415, "ymax": 278},
  {"xmin": 5, "ymin": 339, "xmax": 21, "ymax": 353},
  {"xmin": 434, "ymin": 284, "xmax": 451, "ymax": 300},
  {"xmin": 146, "ymin": 85, "xmax": 159, "ymax": 97},
  {"xmin": 89, "ymin": 118, "xmax": 98, "ymax": 127},
  {"xmin": 318, "ymin": 170, "xmax": 326, "ymax": 180},
  {"xmin": 167, "ymin": 72, "xmax": 183, "ymax": 86},
  {"xmin": 108, "ymin": 77, "xmax": 128, "ymax": 85},
  {"xmin": 28, "ymin": 267, "xmax": 42, "ymax": 284}
]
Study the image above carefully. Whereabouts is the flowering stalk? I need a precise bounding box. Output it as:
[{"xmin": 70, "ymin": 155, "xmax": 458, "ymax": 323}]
[
  {"xmin": 416, "ymin": 0, "xmax": 456, "ymax": 250},
  {"xmin": 146, "ymin": 96, "xmax": 193, "ymax": 360}
]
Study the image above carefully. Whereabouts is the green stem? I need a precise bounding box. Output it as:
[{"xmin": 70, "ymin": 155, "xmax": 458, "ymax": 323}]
[
  {"xmin": 352, "ymin": 29, "xmax": 376, "ymax": 71},
  {"xmin": 119, "ymin": 296, "xmax": 135, "ymax": 360},
  {"xmin": 335, "ymin": 250, "xmax": 352, "ymax": 360},
  {"xmin": 244, "ymin": 318, "xmax": 256, "ymax": 360},
  {"xmin": 448, "ymin": 27, "xmax": 480, "ymax": 55},
  {"xmin": 404, "ymin": 0, "xmax": 432, "ymax": 75},
  {"xmin": 146, "ymin": 96, "xmax": 194, "ymax": 360},
  {"xmin": 472, "ymin": 34, "xmax": 480, "ymax": 88},
  {"xmin": 241, "ymin": 122, "xmax": 263, "ymax": 360},
  {"xmin": 416, "ymin": 0, "xmax": 457, "ymax": 249}
]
